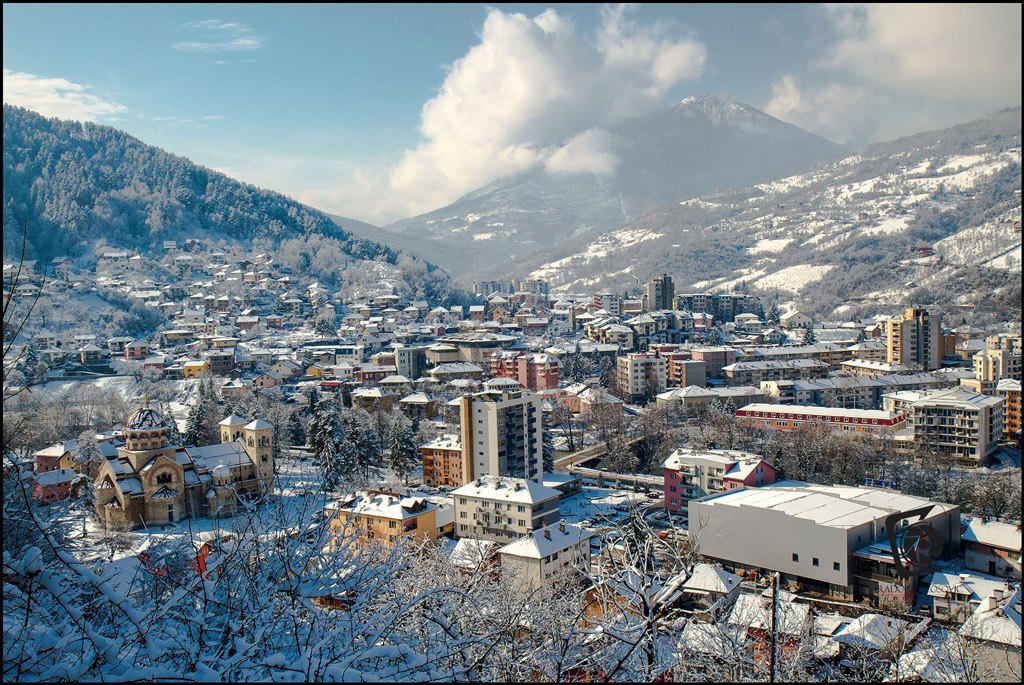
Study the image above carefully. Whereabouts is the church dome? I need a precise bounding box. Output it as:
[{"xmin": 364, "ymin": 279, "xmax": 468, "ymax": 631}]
[{"xmin": 125, "ymin": 399, "xmax": 168, "ymax": 431}]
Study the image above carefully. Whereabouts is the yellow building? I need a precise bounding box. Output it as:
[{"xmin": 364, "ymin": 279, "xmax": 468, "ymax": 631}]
[
  {"xmin": 183, "ymin": 360, "xmax": 210, "ymax": 378},
  {"xmin": 326, "ymin": 491, "xmax": 439, "ymax": 548}
]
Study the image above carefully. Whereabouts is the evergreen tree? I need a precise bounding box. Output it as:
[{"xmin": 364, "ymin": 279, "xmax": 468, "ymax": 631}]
[
  {"xmin": 707, "ymin": 329, "xmax": 722, "ymax": 345},
  {"xmin": 287, "ymin": 411, "xmax": 306, "ymax": 449},
  {"xmin": 387, "ymin": 423, "xmax": 420, "ymax": 485},
  {"xmin": 306, "ymin": 386, "xmax": 320, "ymax": 416},
  {"xmin": 309, "ymin": 399, "xmax": 347, "ymax": 492},
  {"xmin": 855, "ymin": 328, "xmax": 868, "ymax": 344},
  {"xmin": 183, "ymin": 399, "xmax": 206, "ymax": 446},
  {"xmin": 73, "ymin": 431, "xmax": 103, "ymax": 538},
  {"xmin": 802, "ymin": 326, "xmax": 817, "ymax": 344},
  {"xmin": 340, "ymin": 384, "xmax": 353, "ymax": 409},
  {"xmin": 542, "ymin": 428, "xmax": 555, "ymax": 475}
]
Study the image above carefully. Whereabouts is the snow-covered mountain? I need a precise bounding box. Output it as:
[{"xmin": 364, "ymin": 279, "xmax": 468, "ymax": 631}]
[
  {"xmin": 516, "ymin": 107, "xmax": 1021, "ymax": 322},
  {"xmin": 381, "ymin": 95, "xmax": 842, "ymax": 280}
]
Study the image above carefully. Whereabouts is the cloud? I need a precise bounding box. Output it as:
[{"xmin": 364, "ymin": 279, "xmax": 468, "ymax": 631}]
[
  {"xmin": 2, "ymin": 69, "xmax": 127, "ymax": 122},
  {"xmin": 544, "ymin": 128, "xmax": 618, "ymax": 175},
  {"xmin": 376, "ymin": 5, "xmax": 706, "ymax": 219},
  {"xmin": 174, "ymin": 19, "xmax": 265, "ymax": 53},
  {"xmin": 765, "ymin": 4, "xmax": 1021, "ymax": 145}
]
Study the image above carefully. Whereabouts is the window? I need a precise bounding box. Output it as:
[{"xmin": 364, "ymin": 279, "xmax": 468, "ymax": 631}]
[
  {"xmin": 813, "ymin": 558, "xmax": 819, "ymax": 567},
  {"xmin": 834, "ymin": 562, "xmax": 841, "ymax": 571},
  {"xmin": 156, "ymin": 472, "xmax": 173, "ymax": 484},
  {"xmin": 389, "ymin": 520, "xmax": 397, "ymax": 529},
  {"xmin": 460, "ymin": 511, "xmax": 466, "ymax": 519},
  {"xmin": 792, "ymin": 553, "xmax": 799, "ymax": 562}
]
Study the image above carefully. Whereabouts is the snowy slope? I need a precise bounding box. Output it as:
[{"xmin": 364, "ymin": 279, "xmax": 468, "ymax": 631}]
[{"xmin": 517, "ymin": 106, "xmax": 1021, "ymax": 318}]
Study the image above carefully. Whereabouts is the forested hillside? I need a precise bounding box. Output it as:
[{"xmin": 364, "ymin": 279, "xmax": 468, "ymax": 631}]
[{"xmin": 2, "ymin": 105, "xmax": 394, "ymax": 266}]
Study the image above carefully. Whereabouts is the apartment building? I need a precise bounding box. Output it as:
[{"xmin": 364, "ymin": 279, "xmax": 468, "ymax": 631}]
[
  {"xmin": 676, "ymin": 293, "xmax": 759, "ymax": 323},
  {"xmin": 961, "ymin": 517, "xmax": 1022, "ymax": 580},
  {"xmin": 490, "ymin": 350, "xmax": 561, "ymax": 391},
  {"xmin": 886, "ymin": 307, "xmax": 941, "ymax": 371},
  {"xmin": 655, "ymin": 384, "xmax": 770, "ymax": 412},
  {"xmin": 735, "ymin": 403, "xmax": 906, "ymax": 434},
  {"xmin": 615, "ymin": 352, "xmax": 667, "ymax": 403},
  {"xmin": 839, "ymin": 359, "xmax": 911, "ymax": 377},
  {"xmin": 453, "ymin": 476, "xmax": 561, "ymax": 543},
  {"xmin": 662, "ymin": 448, "xmax": 777, "ymax": 520},
  {"xmin": 883, "ymin": 387, "xmax": 1004, "ymax": 464},
  {"xmin": 421, "ymin": 434, "xmax": 465, "ymax": 488},
  {"xmin": 690, "ymin": 346, "xmax": 739, "ymax": 379},
  {"xmin": 460, "ymin": 378, "xmax": 543, "ymax": 482},
  {"xmin": 962, "ymin": 347, "xmax": 1022, "ymax": 395},
  {"xmin": 760, "ymin": 372, "xmax": 949, "ymax": 410},
  {"xmin": 996, "ymin": 378, "xmax": 1021, "ymax": 442},
  {"xmin": 498, "ymin": 521, "xmax": 592, "ymax": 590},
  {"xmin": 643, "ymin": 274, "xmax": 675, "ymax": 312},
  {"xmin": 666, "ymin": 357, "xmax": 706, "ymax": 389},
  {"xmin": 690, "ymin": 481, "xmax": 960, "ymax": 603},
  {"xmin": 326, "ymin": 491, "xmax": 439, "ymax": 547},
  {"xmin": 721, "ymin": 359, "xmax": 830, "ymax": 386}
]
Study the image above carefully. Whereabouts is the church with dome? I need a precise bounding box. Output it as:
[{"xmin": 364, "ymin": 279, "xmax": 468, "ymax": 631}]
[{"xmin": 93, "ymin": 399, "xmax": 276, "ymax": 530}]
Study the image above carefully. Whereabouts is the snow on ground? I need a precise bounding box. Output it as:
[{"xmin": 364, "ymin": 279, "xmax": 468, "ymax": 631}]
[
  {"xmin": 937, "ymin": 154, "xmax": 990, "ymax": 173},
  {"xmin": 748, "ymin": 238, "xmax": 794, "ymax": 254},
  {"xmin": 709, "ymin": 268, "xmax": 767, "ymax": 293},
  {"xmin": 985, "ymin": 244, "xmax": 1022, "ymax": 270},
  {"xmin": 907, "ymin": 157, "xmax": 1014, "ymax": 192},
  {"xmin": 752, "ymin": 264, "xmax": 834, "ymax": 294},
  {"xmin": 473, "ymin": 232, "xmax": 494, "ymax": 241},
  {"xmin": 860, "ymin": 216, "xmax": 910, "ymax": 236}
]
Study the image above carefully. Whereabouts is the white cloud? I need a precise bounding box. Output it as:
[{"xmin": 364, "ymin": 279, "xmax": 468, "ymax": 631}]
[
  {"xmin": 765, "ymin": 4, "xmax": 1022, "ymax": 145},
  {"xmin": 376, "ymin": 5, "xmax": 706, "ymax": 219},
  {"xmin": 826, "ymin": 4, "xmax": 1021, "ymax": 106},
  {"xmin": 2, "ymin": 69, "xmax": 127, "ymax": 122},
  {"xmin": 544, "ymin": 128, "xmax": 618, "ymax": 175},
  {"xmin": 174, "ymin": 19, "xmax": 265, "ymax": 53}
]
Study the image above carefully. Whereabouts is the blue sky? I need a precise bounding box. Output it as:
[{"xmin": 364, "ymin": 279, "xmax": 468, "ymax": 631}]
[{"xmin": 4, "ymin": 4, "xmax": 1020, "ymax": 224}]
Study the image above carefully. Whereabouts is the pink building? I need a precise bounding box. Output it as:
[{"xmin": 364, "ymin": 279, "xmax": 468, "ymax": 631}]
[
  {"xmin": 662, "ymin": 448, "xmax": 777, "ymax": 519},
  {"xmin": 491, "ymin": 351, "xmax": 560, "ymax": 391}
]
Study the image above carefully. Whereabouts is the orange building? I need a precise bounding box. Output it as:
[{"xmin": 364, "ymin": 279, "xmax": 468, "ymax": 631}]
[
  {"xmin": 326, "ymin": 491, "xmax": 439, "ymax": 548},
  {"xmin": 421, "ymin": 434, "xmax": 465, "ymax": 487}
]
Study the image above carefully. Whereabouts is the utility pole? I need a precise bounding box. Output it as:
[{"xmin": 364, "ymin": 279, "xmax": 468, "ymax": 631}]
[{"xmin": 769, "ymin": 571, "xmax": 779, "ymax": 683}]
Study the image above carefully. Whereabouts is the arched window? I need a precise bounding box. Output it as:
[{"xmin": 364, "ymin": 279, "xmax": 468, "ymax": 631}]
[
  {"xmin": 156, "ymin": 472, "xmax": 172, "ymax": 485},
  {"xmin": 247, "ymin": 437, "xmax": 254, "ymax": 447}
]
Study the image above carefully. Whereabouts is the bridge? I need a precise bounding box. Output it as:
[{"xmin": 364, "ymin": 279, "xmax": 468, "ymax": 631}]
[
  {"xmin": 567, "ymin": 464, "xmax": 664, "ymax": 490},
  {"xmin": 553, "ymin": 435, "xmax": 644, "ymax": 471}
]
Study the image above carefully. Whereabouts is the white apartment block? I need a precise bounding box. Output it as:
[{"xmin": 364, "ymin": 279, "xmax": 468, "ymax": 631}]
[
  {"xmin": 616, "ymin": 352, "xmax": 667, "ymax": 403},
  {"xmin": 884, "ymin": 387, "xmax": 1003, "ymax": 464},
  {"xmin": 460, "ymin": 378, "xmax": 543, "ymax": 482},
  {"xmin": 498, "ymin": 521, "xmax": 592, "ymax": 590},
  {"xmin": 453, "ymin": 476, "xmax": 561, "ymax": 543}
]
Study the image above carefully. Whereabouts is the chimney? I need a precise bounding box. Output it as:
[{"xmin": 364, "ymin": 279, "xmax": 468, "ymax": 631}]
[
  {"xmin": 558, "ymin": 521, "xmax": 565, "ymax": 534},
  {"xmin": 543, "ymin": 529, "xmax": 551, "ymax": 540},
  {"xmin": 513, "ymin": 482, "xmax": 521, "ymax": 491},
  {"xmin": 992, "ymin": 588, "xmax": 1004, "ymax": 601}
]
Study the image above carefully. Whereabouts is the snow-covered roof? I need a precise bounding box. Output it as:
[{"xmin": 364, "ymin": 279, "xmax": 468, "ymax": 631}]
[
  {"xmin": 186, "ymin": 442, "xmax": 251, "ymax": 471},
  {"xmin": 962, "ymin": 518, "xmax": 1022, "ymax": 552},
  {"xmin": 451, "ymin": 538, "xmax": 496, "ymax": 569},
  {"xmin": 727, "ymin": 592, "xmax": 809, "ymax": 636},
  {"xmin": 244, "ymin": 419, "xmax": 272, "ymax": 430},
  {"xmin": 682, "ymin": 563, "xmax": 742, "ymax": 595},
  {"xmin": 498, "ymin": 522, "xmax": 591, "ymax": 560},
  {"xmin": 834, "ymin": 613, "xmax": 909, "ymax": 651},
  {"xmin": 453, "ymin": 476, "xmax": 560, "ymax": 505},
  {"xmin": 332, "ymin": 492, "xmax": 435, "ymax": 521},
  {"xmin": 219, "ymin": 415, "xmax": 247, "ymax": 426}
]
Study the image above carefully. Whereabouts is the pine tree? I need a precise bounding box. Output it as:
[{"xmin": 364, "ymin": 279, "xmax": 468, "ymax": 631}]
[
  {"xmin": 73, "ymin": 431, "xmax": 103, "ymax": 538},
  {"xmin": 306, "ymin": 386, "xmax": 320, "ymax": 416},
  {"xmin": 802, "ymin": 326, "xmax": 817, "ymax": 345},
  {"xmin": 388, "ymin": 423, "xmax": 420, "ymax": 485},
  {"xmin": 707, "ymin": 329, "xmax": 722, "ymax": 345},
  {"xmin": 287, "ymin": 412, "xmax": 306, "ymax": 449},
  {"xmin": 183, "ymin": 400, "xmax": 205, "ymax": 446},
  {"xmin": 855, "ymin": 328, "xmax": 868, "ymax": 344},
  {"xmin": 542, "ymin": 428, "xmax": 555, "ymax": 475}
]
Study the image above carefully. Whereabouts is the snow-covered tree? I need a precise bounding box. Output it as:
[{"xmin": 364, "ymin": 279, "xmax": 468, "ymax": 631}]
[{"xmin": 387, "ymin": 420, "xmax": 420, "ymax": 485}]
